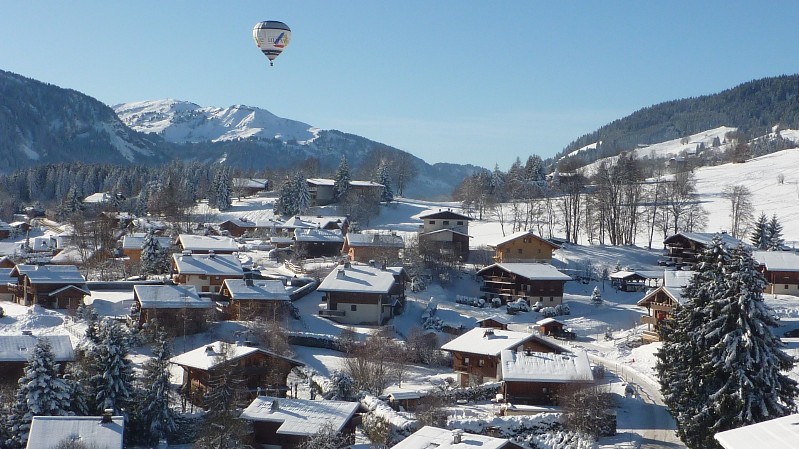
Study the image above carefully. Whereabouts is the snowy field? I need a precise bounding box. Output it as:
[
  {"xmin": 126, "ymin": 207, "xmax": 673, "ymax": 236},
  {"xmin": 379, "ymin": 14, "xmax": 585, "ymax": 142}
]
[{"xmin": 5, "ymin": 149, "xmax": 799, "ymax": 447}]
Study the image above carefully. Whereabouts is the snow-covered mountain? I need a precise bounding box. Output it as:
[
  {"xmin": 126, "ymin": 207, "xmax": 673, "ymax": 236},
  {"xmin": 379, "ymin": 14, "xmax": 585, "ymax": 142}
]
[{"xmin": 114, "ymin": 99, "xmax": 318, "ymax": 144}]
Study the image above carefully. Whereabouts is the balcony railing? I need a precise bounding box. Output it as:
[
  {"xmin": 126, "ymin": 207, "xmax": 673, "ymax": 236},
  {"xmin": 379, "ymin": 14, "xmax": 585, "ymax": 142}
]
[
  {"xmin": 641, "ymin": 315, "xmax": 657, "ymax": 326},
  {"xmin": 318, "ymin": 309, "xmax": 346, "ymax": 317}
]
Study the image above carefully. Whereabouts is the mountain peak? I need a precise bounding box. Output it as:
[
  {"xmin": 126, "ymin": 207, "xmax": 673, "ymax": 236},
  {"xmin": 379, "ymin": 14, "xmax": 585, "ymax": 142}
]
[{"xmin": 114, "ymin": 99, "xmax": 316, "ymax": 144}]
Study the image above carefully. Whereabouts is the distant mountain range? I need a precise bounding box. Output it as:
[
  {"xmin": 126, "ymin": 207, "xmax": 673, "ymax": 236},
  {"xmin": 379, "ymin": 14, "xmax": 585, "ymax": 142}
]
[{"xmin": 0, "ymin": 69, "xmax": 479, "ymax": 199}]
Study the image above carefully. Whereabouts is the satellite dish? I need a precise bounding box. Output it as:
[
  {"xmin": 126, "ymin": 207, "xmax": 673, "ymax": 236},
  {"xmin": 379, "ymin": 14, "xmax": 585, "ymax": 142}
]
[{"xmin": 253, "ymin": 21, "xmax": 291, "ymax": 66}]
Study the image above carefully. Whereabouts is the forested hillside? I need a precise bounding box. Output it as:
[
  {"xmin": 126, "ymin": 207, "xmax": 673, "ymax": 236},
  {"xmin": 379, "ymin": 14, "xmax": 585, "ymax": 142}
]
[{"xmin": 557, "ymin": 75, "xmax": 799, "ymax": 166}]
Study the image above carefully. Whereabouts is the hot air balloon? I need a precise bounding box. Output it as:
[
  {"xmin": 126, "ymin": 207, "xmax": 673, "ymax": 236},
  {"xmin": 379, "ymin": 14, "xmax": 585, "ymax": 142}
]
[{"xmin": 253, "ymin": 21, "xmax": 291, "ymax": 66}]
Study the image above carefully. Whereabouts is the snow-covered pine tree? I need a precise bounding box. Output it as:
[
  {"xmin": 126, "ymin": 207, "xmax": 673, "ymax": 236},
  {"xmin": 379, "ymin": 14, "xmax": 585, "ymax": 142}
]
[
  {"xmin": 64, "ymin": 365, "xmax": 90, "ymax": 416},
  {"xmin": 293, "ymin": 172, "xmax": 310, "ymax": 214},
  {"xmin": 5, "ymin": 338, "xmax": 72, "ymax": 449},
  {"xmin": 91, "ymin": 318, "xmax": 134, "ymax": 415},
  {"xmin": 658, "ymin": 236, "xmax": 798, "ymax": 449},
  {"xmin": 333, "ymin": 155, "xmax": 351, "ymax": 200},
  {"xmin": 590, "ymin": 286, "xmax": 602, "ymax": 305},
  {"xmin": 140, "ymin": 230, "xmax": 169, "ymax": 275},
  {"xmin": 138, "ymin": 333, "xmax": 177, "ymax": 445},
  {"xmin": 749, "ymin": 212, "xmax": 769, "ymax": 250},
  {"xmin": 215, "ymin": 165, "xmax": 233, "ymax": 211},
  {"xmin": 376, "ymin": 161, "xmax": 394, "ymax": 202},
  {"xmin": 766, "ymin": 213, "xmax": 784, "ymax": 250},
  {"xmin": 276, "ymin": 177, "xmax": 298, "ymax": 216}
]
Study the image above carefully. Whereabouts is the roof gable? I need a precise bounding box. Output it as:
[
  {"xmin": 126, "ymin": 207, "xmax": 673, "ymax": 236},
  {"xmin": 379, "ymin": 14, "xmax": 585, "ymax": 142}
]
[
  {"xmin": 418, "ymin": 209, "xmax": 472, "ymax": 220},
  {"xmin": 491, "ymin": 230, "xmax": 560, "ymax": 249}
]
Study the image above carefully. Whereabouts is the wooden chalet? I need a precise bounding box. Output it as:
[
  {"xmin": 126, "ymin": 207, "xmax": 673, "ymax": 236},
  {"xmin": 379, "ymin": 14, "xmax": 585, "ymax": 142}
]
[
  {"xmin": 477, "ymin": 315, "xmax": 512, "ymax": 330},
  {"xmin": 132, "ymin": 284, "xmax": 213, "ymax": 336},
  {"xmin": 477, "ymin": 263, "xmax": 571, "ymax": 306},
  {"xmin": 171, "ymin": 341, "xmax": 304, "ymax": 407},
  {"xmin": 120, "ymin": 233, "xmax": 173, "ymax": 262},
  {"xmin": 637, "ymin": 270, "xmax": 694, "ymax": 343},
  {"xmin": 441, "ymin": 327, "xmax": 567, "ymax": 386},
  {"xmin": 499, "ymin": 348, "xmax": 594, "ymax": 405},
  {"xmin": 418, "ymin": 209, "xmax": 472, "ymax": 261},
  {"xmin": 489, "ymin": 230, "xmax": 560, "ymax": 263},
  {"xmin": 753, "ymin": 250, "xmax": 799, "ymax": 295},
  {"xmin": 534, "ymin": 317, "xmax": 566, "ymax": 336},
  {"xmin": 306, "ymin": 178, "xmax": 384, "ymax": 207},
  {"xmin": 293, "ymin": 228, "xmax": 345, "ymax": 258},
  {"xmin": 276, "ymin": 215, "xmax": 348, "ymax": 237},
  {"xmin": 233, "ymin": 177, "xmax": 270, "ymax": 197},
  {"xmin": 219, "ymin": 217, "xmax": 259, "ymax": 237},
  {"xmin": 241, "ymin": 396, "xmax": 360, "ymax": 449},
  {"xmin": 0, "ymin": 334, "xmax": 74, "ymax": 383},
  {"xmin": 171, "ymin": 252, "xmax": 244, "ymax": 295},
  {"xmin": 9, "ymin": 264, "xmax": 89, "ymax": 310},
  {"xmin": 342, "ymin": 232, "xmax": 404, "ymax": 264},
  {"xmin": 663, "ymin": 231, "xmax": 746, "ymax": 267},
  {"xmin": 317, "ymin": 262, "xmax": 409, "ymax": 325},
  {"xmin": 219, "ymin": 278, "xmax": 291, "ymax": 321},
  {"xmin": 609, "ymin": 270, "xmax": 662, "ymax": 292}
]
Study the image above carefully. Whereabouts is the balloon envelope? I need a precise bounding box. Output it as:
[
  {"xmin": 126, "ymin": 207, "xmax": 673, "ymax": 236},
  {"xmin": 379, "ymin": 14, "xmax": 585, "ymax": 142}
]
[{"xmin": 253, "ymin": 21, "xmax": 291, "ymax": 65}]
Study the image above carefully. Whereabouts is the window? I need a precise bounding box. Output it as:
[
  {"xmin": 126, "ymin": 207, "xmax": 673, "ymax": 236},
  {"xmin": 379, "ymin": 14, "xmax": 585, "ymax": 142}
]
[
  {"xmin": 549, "ymin": 297, "xmax": 554, "ymax": 302},
  {"xmin": 457, "ymin": 221, "xmax": 464, "ymax": 225},
  {"xmin": 351, "ymin": 304, "xmax": 357, "ymax": 311},
  {"xmin": 428, "ymin": 220, "xmax": 435, "ymax": 225},
  {"xmin": 330, "ymin": 303, "xmax": 337, "ymax": 310},
  {"xmin": 517, "ymin": 248, "xmax": 523, "ymax": 254},
  {"xmin": 443, "ymin": 220, "xmax": 450, "ymax": 225},
  {"xmin": 478, "ymin": 359, "xmax": 485, "ymax": 367},
  {"xmin": 785, "ymin": 284, "xmax": 790, "ymax": 289},
  {"xmin": 464, "ymin": 357, "xmax": 470, "ymax": 365}
]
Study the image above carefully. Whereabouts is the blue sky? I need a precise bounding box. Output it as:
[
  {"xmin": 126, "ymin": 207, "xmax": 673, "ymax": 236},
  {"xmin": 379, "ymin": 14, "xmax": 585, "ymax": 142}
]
[{"xmin": 3, "ymin": 1, "xmax": 799, "ymax": 169}]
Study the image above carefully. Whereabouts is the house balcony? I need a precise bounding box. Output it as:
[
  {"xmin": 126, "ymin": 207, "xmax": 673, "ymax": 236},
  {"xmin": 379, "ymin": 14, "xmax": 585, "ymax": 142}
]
[
  {"xmin": 480, "ymin": 286, "xmax": 517, "ymax": 296},
  {"xmin": 641, "ymin": 315, "xmax": 657, "ymax": 326},
  {"xmin": 318, "ymin": 309, "xmax": 345, "ymax": 318}
]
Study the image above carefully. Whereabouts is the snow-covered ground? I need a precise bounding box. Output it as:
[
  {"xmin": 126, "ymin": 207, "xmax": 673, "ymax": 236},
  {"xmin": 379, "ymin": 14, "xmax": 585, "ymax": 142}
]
[{"xmin": 6, "ymin": 150, "xmax": 799, "ymax": 447}]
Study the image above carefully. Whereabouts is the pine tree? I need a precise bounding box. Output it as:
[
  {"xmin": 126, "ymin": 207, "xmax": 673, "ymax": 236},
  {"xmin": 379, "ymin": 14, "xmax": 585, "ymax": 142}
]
[
  {"xmin": 293, "ymin": 172, "xmax": 310, "ymax": 214},
  {"xmin": 214, "ymin": 165, "xmax": 233, "ymax": 211},
  {"xmin": 376, "ymin": 162, "xmax": 394, "ymax": 202},
  {"xmin": 658, "ymin": 237, "xmax": 798, "ymax": 449},
  {"xmin": 333, "ymin": 156, "xmax": 351, "ymax": 200},
  {"xmin": 139, "ymin": 333, "xmax": 177, "ymax": 445},
  {"xmin": 91, "ymin": 319, "xmax": 134, "ymax": 415},
  {"xmin": 749, "ymin": 212, "xmax": 769, "ymax": 249},
  {"xmin": 5, "ymin": 338, "xmax": 72, "ymax": 449},
  {"xmin": 590, "ymin": 286, "xmax": 602, "ymax": 305},
  {"xmin": 140, "ymin": 230, "xmax": 168, "ymax": 275},
  {"xmin": 766, "ymin": 214, "xmax": 784, "ymax": 251},
  {"xmin": 276, "ymin": 177, "xmax": 298, "ymax": 216}
]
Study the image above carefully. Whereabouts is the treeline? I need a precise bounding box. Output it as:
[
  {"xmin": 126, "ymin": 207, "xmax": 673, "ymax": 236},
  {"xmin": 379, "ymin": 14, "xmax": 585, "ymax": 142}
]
[
  {"xmin": 454, "ymin": 154, "xmax": 708, "ymax": 247},
  {"xmin": 555, "ymin": 74, "xmax": 799, "ymax": 167}
]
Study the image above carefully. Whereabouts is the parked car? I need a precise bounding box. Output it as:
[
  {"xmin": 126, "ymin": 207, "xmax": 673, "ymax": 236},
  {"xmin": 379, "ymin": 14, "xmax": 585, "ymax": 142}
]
[{"xmin": 552, "ymin": 327, "xmax": 576, "ymax": 340}]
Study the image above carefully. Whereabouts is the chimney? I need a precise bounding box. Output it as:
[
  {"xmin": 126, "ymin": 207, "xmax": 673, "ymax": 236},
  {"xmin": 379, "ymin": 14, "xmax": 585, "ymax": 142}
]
[
  {"xmin": 337, "ymin": 268, "xmax": 345, "ymax": 279},
  {"xmin": 245, "ymin": 278, "xmax": 254, "ymax": 287},
  {"xmin": 101, "ymin": 409, "xmax": 113, "ymax": 424},
  {"xmin": 205, "ymin": 345, "xmax": 214, "ymax": 355},
  {"xmin": 21, "ymin": 330, "xmax": 32, "ymax": 336},
  {"xmin": 209, "ymin": 250, "xmax": 216, "ymax": 258},
  {"xmin": 452, "ymin": 429, "xmax": 463, "ymax": 444},
  {"xmin": 483, "ymin": 328, "xmax": 495, "ymax": 339},
  {"xmin": 270, "ymin": 399, "xmax": 279, "ymax": 412}
]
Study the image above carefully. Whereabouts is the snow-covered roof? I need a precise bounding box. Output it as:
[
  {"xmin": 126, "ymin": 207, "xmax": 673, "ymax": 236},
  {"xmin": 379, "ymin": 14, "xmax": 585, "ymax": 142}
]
[
  {"xmin": 345, "ymin": 232, "xmax": 404, "ymax": 248},
  {"xmin": 233, "ymin": 177, "xmax": 269, "ymax": 189},
  {"xmin": 478, "ymin": 315, "xmax": 512, "ymax": 325},
  {"xmin": 133, "ymin": 284, "xmax": 211, "ymax": 309},
  {"xmin": 11, "ymin": 264, "xmax": 86, "ymax": 284},
  {"xmin": 172, "ymin": 253, "xmax": 244, "ymax": 276},
  {"xmin": 420, "ymin": 228, "xmax": 471, "ymax": 238},
  {"xmin": 82, "ymin": 192, "xmax": 113, "ymax": 204},
  {"xmin": 280, "ymin": 215, "xmax": 346, "ymax": 230},
  {"xmin": 0, "ymin": 334, "xmax": 74, "ymax": 362},
  {"xmin": 417, "ymin": 209, "xmax": 472, "ymax": 220},
  {"xmin": 222, "ymin": 279, "xmax": 290, "ymax": 302},
  {"xmin": 392, "ymin": 426, "xmax": 515, "ymax": 449},
  {"xmin": 176, "ymin": 234, "xmax": 238, "ymax": 252},
  {"xmin": 294, "ymin": 228, "xmax": 344, "ymax": 243},
  {"xmin": 171, "ymin": 341, "xmax": 302, "ymax": 371},
  {"xmin": 240, "ymin": 396, "xmax": 359, "ymax": 436},
  {"xmin": 27, "ymin": 415, "xmax": 124, "ymax": 449},
  {"xmin": 350, "ymin": 180, "xmax": 383, "ymax": 188},
  {"xmin": 306, "ymin": 178, "xmax": 335, "ymax": 186},
  {"xmin": 714, "ymin": 412, "xmax": 799, "ymax": 449},
  {"xmin": 535, "ymin": 317, "xmax": 564, "ymax": 327},
  {"xmin": 121, "ymin": 233, "xmax": 173, "ymax": 250},
  {"xmin": 609, "ymin": 270, "xmax": 640, "ymax": 280},
  {"xmin": 489, "ymin": 230, "xmax": 560, "ymax": 249},
  {"xmin": 317, "ymin": 263, "xmax": 403, "ymax": 294},
  {"xmin": 220, "ymin": 217, "xmax": 257, "ymax": 228},
  {"xmin": 665, "ymin": 231, "xmax": 747, "ymax": 248},
  {"xmin": 500, "ymin": 349, "xmax": 593, "ymax": 383},
  {"xmin": 441, "ymin": 328, "xmax": 538, "ymax": 356},
  {"xmin": 477, "ymin": 263, "xmax": 572, "ymax": 281},
  {"xmin": 753, "ymin": 251, "xmax": 799, "ymax": 272}
]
